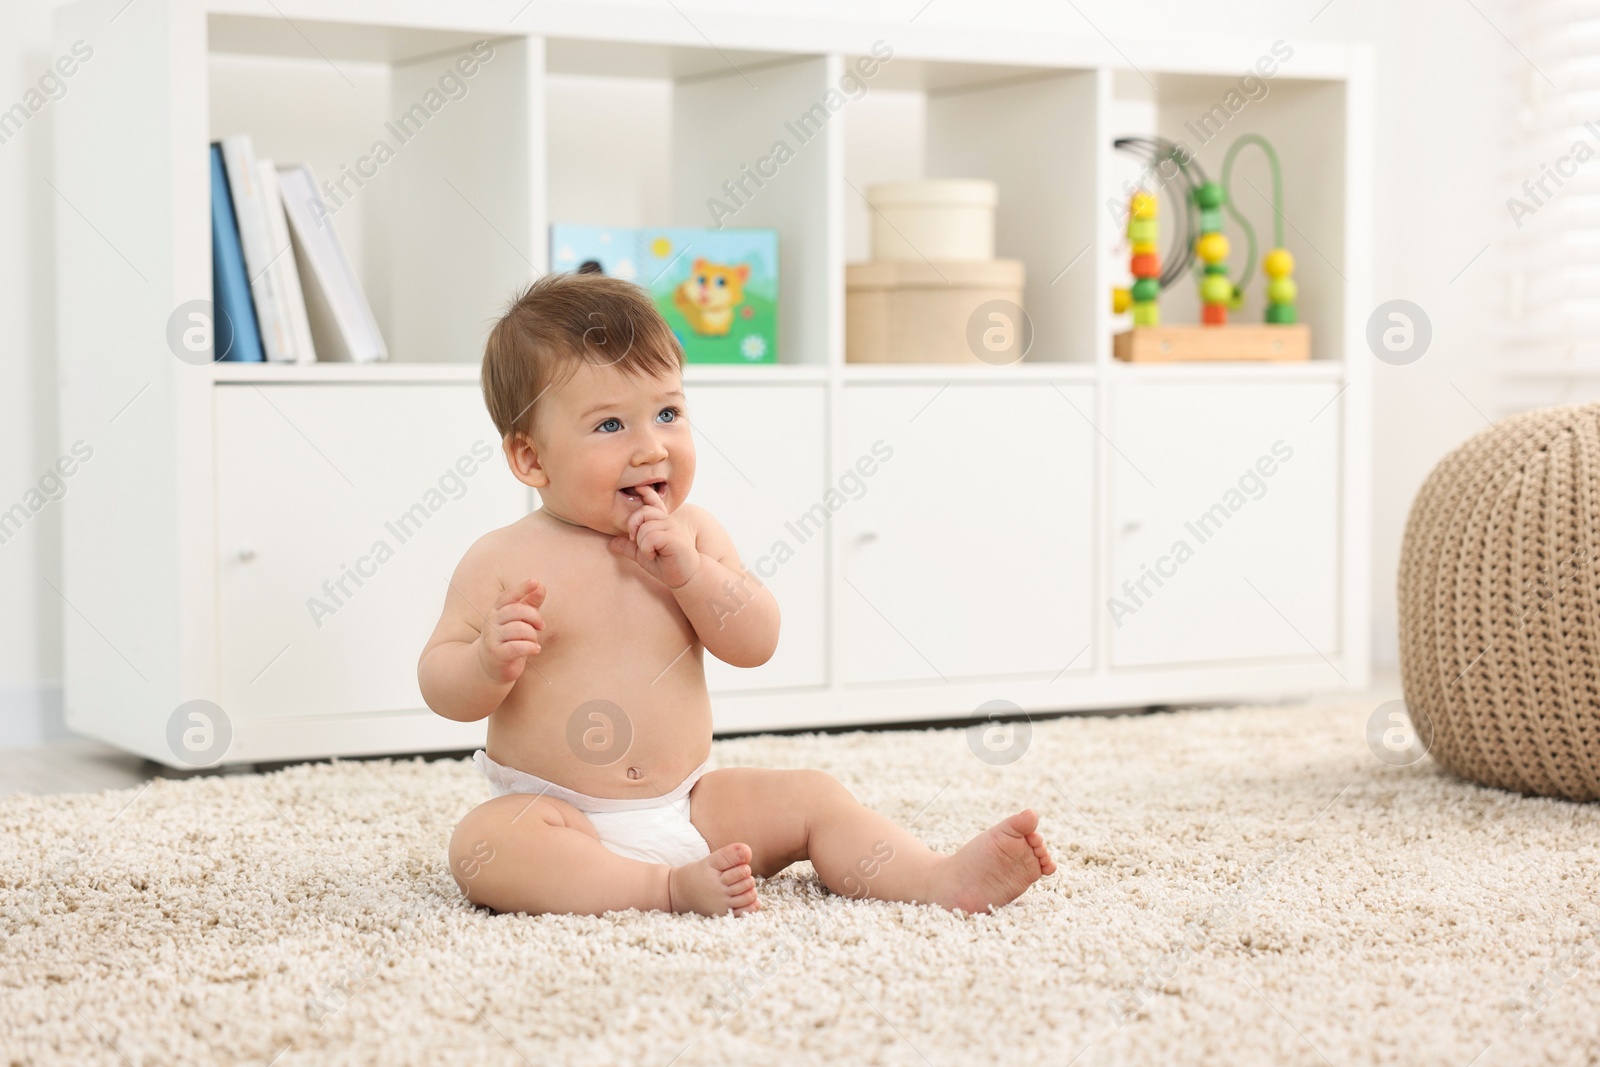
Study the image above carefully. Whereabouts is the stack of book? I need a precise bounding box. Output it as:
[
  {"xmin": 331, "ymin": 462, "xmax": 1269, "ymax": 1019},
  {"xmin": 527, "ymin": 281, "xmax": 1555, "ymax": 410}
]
[{"xmin": 209, "ymin": 134, "xmax": 387, "ymax": 363}]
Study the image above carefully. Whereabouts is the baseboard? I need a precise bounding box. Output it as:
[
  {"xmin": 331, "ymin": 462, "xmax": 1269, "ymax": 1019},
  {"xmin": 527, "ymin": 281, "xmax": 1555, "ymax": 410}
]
[{"xmin": 0, "ymin": 684, "xmax": 70, "ymax": 748}]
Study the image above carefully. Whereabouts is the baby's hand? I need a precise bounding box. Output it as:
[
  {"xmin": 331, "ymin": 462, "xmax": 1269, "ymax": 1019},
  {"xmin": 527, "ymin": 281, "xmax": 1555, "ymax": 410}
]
[
  {"xmin": 608, "ymin": 484, "xmax": 701, "ymax": 589},
  {"xmin": 475, "ymin": 578, "xmax": 546, "ymax": 684}
]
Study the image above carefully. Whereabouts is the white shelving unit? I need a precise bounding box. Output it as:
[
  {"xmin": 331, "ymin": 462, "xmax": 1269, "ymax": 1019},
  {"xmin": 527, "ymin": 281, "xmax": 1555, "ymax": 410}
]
[{"xmin": 54, "ymin": 0, "xmax": 1373, "ymax": 767}]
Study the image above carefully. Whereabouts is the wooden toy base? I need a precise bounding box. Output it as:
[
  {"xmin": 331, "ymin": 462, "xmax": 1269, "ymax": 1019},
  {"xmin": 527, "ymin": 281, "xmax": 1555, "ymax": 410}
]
[{"xmin": 1113, "ymin": 324, "xmax": 1310, "ymax": 363}]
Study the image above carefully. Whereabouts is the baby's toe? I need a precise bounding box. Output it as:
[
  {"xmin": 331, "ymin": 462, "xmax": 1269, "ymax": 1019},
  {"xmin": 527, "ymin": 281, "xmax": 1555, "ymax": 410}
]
[
  {"xmin": 721, "ymin": 864, "xmax": 752, "ymax": 886},
  {"xmin": 707, "ymin": 842, "xmax": 752, "ymax": 873}
]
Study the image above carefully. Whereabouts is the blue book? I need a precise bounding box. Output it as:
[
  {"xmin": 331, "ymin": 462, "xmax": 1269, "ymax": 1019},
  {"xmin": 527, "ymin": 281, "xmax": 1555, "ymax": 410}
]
[{"xmin": 210, "ymin": 142, "xmax": 264, "ymax": 362}]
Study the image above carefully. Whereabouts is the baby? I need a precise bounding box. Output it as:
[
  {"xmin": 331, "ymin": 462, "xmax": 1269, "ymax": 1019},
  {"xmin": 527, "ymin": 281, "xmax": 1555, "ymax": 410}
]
[{"xmin": 420, "ymin": 272, "xmax": 1056, "ymax": 918}]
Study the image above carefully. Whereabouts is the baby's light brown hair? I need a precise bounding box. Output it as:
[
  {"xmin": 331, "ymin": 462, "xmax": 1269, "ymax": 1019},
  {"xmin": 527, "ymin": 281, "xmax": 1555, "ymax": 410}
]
[{"xmin": 481, "ymin": 272, "xmax": 685, "ymax": 445}]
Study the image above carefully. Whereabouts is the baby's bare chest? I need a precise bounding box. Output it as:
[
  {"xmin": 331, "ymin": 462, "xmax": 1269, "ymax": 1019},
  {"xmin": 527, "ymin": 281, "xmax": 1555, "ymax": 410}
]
[
  {"xmin": 516, "ymin": 550, "xmax": 696, "ymax": 662},
  {"xmin": 485, "ymin": 524, "xmax": 712, "ymax": 787}
]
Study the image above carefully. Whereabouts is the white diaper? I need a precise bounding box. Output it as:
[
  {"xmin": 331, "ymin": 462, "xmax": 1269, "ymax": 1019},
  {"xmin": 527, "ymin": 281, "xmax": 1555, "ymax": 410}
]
[{"xmin": 472, "ymin": 749, "xmax": 714, "ymax": 867}]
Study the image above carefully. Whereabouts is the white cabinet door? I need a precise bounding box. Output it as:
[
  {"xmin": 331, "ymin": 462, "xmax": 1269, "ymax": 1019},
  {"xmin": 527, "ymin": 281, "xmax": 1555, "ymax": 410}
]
[
  {"xmin": 686, "ymin": 383, "xmax": 827, "ymax": 693},
  {"xmin": 1108, "ymin": 378, "xmax": 1341, "ymax": 668},
  {"xmin": 841, "ymin": 382, "xmax": 1095, "ymax": 685},
  {"xmin": 215, "ymin": 385, "xmax": 529, "ymax": 719}
]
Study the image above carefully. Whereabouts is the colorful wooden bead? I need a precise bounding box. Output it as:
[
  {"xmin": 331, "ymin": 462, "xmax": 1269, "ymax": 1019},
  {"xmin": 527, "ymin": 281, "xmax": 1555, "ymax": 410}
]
[
  {"xmin": 1203, "ymin": 263, "xmax": 1228, "ymax": 275},
  {"xmin": 1201, "ymin": 303, "xmax": 1228, "ymax": 325},
  {"xmin": 1123, "ymin": 187, "xmax": 1166, "ymax": 326},
  {"xmin": 1199, "ymin": 207, "xmax": 1222, "ymax": 232},
  {"xmin": 1266, "ymin": 302, "xmax": 1296, "ymax": 324},
  {"xmin": 1130, "ymin": 253, "xmax": 1160, "ymax": 278},
  {"xmin": 1263, "ymin": 248, "xmax": 1295, "ymax": 279},
  {"xmin": 1196, "ymin": 232, "xmax": 1230, "ymax": 264},
  {"xmin": 1267, "ymin": 277, "xmax": 1298, "ymax": 305},
  {"xmin": 1200, "ymin": 274, "xmax": 1233, "ymax": 304},
  {"xmin": 1195, "ymin": 182, "xmax": 1224, "ymax": 210}
]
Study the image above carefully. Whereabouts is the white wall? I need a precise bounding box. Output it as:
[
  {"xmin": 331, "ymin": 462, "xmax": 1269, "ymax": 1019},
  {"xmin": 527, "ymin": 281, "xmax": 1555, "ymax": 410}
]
[
  {"xmin": 0, "ymin": 0, "xmax": 1514, "ymax": 745},
  {"xmin": 1, "ymin": 0, "xmax": 69, "ymax": 744}
]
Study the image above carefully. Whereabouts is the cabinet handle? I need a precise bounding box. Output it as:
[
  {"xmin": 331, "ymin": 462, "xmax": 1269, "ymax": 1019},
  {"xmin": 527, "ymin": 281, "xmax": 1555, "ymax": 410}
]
[{"xmin": 238, "ymin": 547, "xmax": 257, "ymax": 562}]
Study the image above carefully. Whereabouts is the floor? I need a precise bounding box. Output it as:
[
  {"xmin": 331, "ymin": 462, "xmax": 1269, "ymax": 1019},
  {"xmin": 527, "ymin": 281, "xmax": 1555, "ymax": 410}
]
[
  {"xmin": 9, "ymin": 677, "xmax": 1588, "ymax": 1067},
  {"xmin": 0, "ymin": 669, "xmax": 1403, "ymax": 796}
]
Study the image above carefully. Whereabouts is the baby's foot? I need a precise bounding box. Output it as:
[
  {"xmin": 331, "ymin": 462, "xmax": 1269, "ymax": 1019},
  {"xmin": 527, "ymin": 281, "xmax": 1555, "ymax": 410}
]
[
  {"xmin": 668, "ymin": 842, "xmax": 761, "ymax": 917},
  {"xmin": 926, "ymin": 809, "xmax": 1057, "ymax": 914}
]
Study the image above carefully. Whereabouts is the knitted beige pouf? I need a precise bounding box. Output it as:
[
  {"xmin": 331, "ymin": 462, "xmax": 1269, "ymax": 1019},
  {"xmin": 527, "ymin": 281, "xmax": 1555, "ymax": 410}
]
[{"xmin": 1398, "ymin": 402, "xmax": 1600, "ymax": 801}]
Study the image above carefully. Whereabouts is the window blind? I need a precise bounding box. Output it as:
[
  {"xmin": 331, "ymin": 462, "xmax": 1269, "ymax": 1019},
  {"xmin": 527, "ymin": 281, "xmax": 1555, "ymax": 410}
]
[{"xmin": 1501, "ymin": 3, "xmax": 1600, "ymax": 411}]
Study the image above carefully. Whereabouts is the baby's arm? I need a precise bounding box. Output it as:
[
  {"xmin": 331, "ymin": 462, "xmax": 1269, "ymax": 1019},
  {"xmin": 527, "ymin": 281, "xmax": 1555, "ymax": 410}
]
[
  {"xmin": 418, "ymin": 537, "xmax": 546, "ymax": 722},
  {"xmin": 669, "ymin": 505, "xmax": 780, "ymax": 668}
]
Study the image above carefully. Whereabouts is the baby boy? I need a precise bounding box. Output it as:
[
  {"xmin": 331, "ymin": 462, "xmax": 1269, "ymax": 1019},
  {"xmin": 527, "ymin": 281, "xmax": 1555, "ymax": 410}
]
[{"xmin": 420, "ymin": 272, "xmax": 1056, "ymax": 917}]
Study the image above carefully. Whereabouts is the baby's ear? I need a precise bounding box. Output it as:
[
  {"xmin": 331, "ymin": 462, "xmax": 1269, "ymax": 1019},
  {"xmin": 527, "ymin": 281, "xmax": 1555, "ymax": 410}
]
[{"xmin": 502, "ymin": 431, "xmax": 549, "ymax": 488}]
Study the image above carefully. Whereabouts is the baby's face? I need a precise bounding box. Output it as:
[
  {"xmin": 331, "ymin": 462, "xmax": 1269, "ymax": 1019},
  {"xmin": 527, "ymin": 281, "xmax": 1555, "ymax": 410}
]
[{"xmin": 521, "ymin": 361, "xmax": 694, "ymax": 535}]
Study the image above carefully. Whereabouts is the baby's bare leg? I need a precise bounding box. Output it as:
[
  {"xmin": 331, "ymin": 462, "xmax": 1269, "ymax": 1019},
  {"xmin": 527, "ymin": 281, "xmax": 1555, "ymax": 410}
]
[
  {"xmin": 691, "ymin": 768, "xmax": 1057, "ymax": 913},
  {"xmin": 449, "ymin": 794, "xmax": 758, "ymax": 917}
]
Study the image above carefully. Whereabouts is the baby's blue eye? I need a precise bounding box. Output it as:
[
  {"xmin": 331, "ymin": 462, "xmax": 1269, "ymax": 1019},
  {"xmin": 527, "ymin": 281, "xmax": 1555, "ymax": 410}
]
[
  {"xmin": 658, "ymin": 406, "xmax": 680, "ymax": 423},
  {"xmin": 597, "ymin": 417, "xmax": 622, "ymax": 433}
]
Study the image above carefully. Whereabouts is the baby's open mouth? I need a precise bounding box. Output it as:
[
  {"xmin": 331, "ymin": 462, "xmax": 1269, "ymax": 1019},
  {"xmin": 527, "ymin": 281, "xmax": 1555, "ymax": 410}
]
[{"xmin": 619, "ymin": 481, "xmax": 667, "ymax": 502}]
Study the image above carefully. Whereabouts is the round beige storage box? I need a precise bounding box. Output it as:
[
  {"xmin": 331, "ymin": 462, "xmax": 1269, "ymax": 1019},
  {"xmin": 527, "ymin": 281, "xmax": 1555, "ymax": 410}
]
[
  {"xmin": 866, "ymin": 179, "xmax": 997, "ymax": 261},
  {"xmin": 846, "ymin": 259, "xmax": 1025, "ymax": 364}
]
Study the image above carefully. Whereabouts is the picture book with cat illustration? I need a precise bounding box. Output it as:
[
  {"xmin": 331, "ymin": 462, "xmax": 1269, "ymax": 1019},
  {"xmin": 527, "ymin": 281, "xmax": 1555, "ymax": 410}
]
[{"xmin": 549, "ymin": 225, "xmax": 778, "ymax": 364}]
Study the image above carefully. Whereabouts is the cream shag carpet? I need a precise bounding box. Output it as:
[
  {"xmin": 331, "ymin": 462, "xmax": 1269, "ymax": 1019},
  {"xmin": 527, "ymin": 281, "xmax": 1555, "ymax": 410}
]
[{"xmin": 3, "ymin": 698, "xmax": 1598, "ymax": 1067}]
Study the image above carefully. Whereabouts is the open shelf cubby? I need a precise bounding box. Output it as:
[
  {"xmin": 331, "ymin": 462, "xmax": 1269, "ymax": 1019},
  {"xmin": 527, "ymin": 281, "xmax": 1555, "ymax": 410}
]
[
  {"xmin": 543, "ymin": 38, "xmax": 833, "ymax": 367},
  {"xmin": 207, "ymin": 15, "xmax": 538, "ymax": 367},
  {"xmin": 842, "ymin": 57, "xmax": 1103, "ymax": 364},
  {"xmin": 1108, "ymin": 63, "xmax": 1348, "ymax": 362}
]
